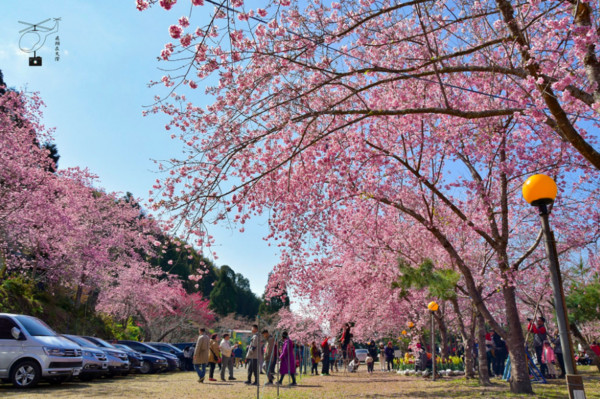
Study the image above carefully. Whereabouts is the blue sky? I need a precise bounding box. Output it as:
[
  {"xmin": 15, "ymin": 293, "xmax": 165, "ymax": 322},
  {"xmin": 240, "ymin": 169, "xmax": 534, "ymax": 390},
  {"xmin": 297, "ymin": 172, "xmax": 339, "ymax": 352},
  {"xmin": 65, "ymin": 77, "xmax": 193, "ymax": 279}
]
[{"xmin": 0, "ymin": 0, "xmax": 278, "ymax": 296}]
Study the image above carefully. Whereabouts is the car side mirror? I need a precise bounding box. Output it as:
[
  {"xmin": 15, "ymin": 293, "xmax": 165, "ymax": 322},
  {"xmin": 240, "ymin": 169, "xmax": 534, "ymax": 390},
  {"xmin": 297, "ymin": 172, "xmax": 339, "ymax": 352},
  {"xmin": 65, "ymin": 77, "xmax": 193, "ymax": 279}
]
[{"xmin": 11, "ymin": 327, "xmax": 23, "ymax": 340}]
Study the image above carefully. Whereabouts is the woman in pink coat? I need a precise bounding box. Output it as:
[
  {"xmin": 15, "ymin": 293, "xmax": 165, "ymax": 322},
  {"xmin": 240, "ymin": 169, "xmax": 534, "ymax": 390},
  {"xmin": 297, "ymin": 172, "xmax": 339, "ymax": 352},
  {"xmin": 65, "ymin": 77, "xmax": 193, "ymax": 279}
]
[{"xmin": 277, "ymin": 331, "xmax": 297, "ymax": 386}]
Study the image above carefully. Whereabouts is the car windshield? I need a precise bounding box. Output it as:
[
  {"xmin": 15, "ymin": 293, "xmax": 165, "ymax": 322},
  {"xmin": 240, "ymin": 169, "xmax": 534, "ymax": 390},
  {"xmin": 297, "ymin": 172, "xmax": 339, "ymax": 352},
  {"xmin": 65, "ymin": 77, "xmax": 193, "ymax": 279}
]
[
  {"xmin": 114, "ymin": 344, "xmax": 132, "ymax": 352},
  {"xmin": 15, "ymin": 316, "xmax": 56, "ymax": 337},
  {"xmin": 92, "ymin": 337, "xmax": 117, "ymax": 349},
  {"xmin": 65, "ymin": 335, "xmax": 97, "ymax": 347}
]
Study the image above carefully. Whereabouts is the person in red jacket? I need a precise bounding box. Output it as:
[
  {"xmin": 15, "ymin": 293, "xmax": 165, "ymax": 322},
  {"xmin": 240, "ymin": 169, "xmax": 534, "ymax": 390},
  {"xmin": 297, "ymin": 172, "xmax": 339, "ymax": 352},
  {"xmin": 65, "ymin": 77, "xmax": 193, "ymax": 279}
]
[{"xmin": 527, "ymin": 317, "xmax": 548, "ymax": 376}]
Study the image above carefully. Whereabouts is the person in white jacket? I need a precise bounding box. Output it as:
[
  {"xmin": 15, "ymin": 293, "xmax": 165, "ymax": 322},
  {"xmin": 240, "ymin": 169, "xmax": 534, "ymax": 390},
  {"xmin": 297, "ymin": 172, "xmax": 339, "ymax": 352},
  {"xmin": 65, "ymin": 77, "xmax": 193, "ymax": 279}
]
[{"xmin": 219, "ymin": 333, "xmax": 235, "ymax": 381}]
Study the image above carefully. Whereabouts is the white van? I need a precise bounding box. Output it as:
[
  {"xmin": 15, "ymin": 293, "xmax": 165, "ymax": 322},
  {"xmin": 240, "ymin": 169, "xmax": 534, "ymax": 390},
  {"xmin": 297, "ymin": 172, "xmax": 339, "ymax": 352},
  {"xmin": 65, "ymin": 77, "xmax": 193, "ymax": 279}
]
[{"xmin": 0, "ymin": 313, "xmax": 83, "ymax": 388}]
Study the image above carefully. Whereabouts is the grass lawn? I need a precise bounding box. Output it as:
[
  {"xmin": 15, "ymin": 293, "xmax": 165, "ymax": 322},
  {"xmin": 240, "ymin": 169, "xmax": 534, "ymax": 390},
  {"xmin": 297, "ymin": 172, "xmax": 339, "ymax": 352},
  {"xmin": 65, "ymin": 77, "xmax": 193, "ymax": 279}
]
[{"xmin": 1, "ymin": 365, "xmax": 598, "ymax": 398}]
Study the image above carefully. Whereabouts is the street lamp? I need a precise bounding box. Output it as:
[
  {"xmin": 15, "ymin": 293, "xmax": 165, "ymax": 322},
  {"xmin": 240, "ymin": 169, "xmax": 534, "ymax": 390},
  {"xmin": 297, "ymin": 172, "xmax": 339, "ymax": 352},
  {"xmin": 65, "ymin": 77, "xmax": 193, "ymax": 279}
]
[
  {"xmin": 522, "ymin": 174, "xmax": 582, "ymax": 393},
  {"xmin": 427, "ymin": 301, "xmax": 438, "ymax": 381}
]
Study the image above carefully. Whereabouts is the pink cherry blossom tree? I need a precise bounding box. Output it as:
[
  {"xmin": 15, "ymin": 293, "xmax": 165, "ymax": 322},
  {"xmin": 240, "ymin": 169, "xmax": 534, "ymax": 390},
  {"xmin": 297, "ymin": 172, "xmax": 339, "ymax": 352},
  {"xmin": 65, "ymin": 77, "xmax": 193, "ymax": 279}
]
[{"xmin": 141, "ymin": 0, "xmax": 600, "ymax": 393}]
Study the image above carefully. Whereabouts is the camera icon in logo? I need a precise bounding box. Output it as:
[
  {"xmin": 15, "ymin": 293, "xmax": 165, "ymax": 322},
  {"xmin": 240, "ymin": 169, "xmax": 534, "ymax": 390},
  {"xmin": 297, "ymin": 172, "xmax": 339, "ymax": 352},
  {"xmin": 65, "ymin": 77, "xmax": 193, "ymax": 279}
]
[{"xmin": 19, "ymin": 18, "xmax": 60, "ymax": 67}]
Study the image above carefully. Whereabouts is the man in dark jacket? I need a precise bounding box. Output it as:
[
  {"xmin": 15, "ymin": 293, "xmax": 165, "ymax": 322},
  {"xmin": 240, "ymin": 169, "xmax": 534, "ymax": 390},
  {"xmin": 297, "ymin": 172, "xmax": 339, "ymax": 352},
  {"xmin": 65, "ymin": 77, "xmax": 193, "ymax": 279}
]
[
  {"xmin": 491, "ymin": 330, "xmax": 507, "ymax": 377},
  {"xmin": 321, "ymin": 338, "xmax": 330, "ymax": 375}
]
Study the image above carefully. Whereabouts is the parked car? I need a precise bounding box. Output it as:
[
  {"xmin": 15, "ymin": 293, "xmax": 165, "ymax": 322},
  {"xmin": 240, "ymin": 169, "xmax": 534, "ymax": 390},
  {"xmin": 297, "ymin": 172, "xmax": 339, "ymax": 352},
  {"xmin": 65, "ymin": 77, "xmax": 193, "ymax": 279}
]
[
  {"xmin": 61, "ymin": 335, "xmax": 109, "ymax": 381},
  {"xmin": 0, "ymin": 313, "xmax": 82, "ymax": 388},
  {"xmin": 147, "ymin": 342, "xmax": 185, "ymax": 370},
  {"xmin": 355, "ymin": 349, "xmax": 369, "ymax": 363},
  {"xmin": 172, "ymin": 342, "xmax": 195, "ymax": 351},
  {"xmin": 113, "ymin": 344, "xmax": 168, "ymax": 374},
  {"xmin": 80, "ymin": 336, "xmax": 130, "ymax": 376},
  {"xmin": 117, "ymin": 340, "xmax": 179, "ymax": 372}
]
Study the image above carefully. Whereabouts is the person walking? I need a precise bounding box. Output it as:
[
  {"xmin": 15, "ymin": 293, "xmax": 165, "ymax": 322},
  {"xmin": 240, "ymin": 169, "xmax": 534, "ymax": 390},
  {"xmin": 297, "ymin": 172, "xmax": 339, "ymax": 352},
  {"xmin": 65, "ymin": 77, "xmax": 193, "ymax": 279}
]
[
  {"xmin": 310, "ymin": 341, "xmax": 321, "ymax": 375},
  {"xmin": 220, "ymin": 333, "xmax": 235, "ymax": 381},
  {"xmin": 245, "ymin": 324, "xmax": 260, "ymax": 385},
  {"xmin": 491, "ymin": 330, "xmax": 507, "ymax": 377},
  {"xmin": 415, "ymin": 343, "xmax": 427, "ymax": 371},
  {"xmin": 366, "ymin": 354, "xmax": 374, "ymax": 373},
  {"xmin": 367, "ymin": 340, "xmax": 377, "ymax": 364},
  {"xmin": 330, "ymin": 344, "xmax": 339, "ymax": 373},
  {"xmin": 379, "ymin": 343, "xmax": 386, "ymax": 371},
  {"xmin": 208, "ymin": 333, "xmax": 221, "ymax": 381},
  {"xmin": 341, "ymin": 323, "xmax": 351, "ymax": 360},
  {"xmin": 527, "ymin": 317, "xmax": 548, "ymax": 377},
  {"xmin": 542, "ymin": 340, "xmax": 557, "ymax": 379},
  {"xmin": 183, "ymin": 345, "xmax": 194, "ymax": 371},
  {"xmin": 262, "ymin": 329, "xmax": 277, "ymax": 385},
  {"xmin": 552, "ymin": 333, "xmax": 565, "ymax": 378},
  {"xmin": 278, "ymin": 331, "xmax": 297, "ymax": 386},
  {"xmin": 321, "ymin": 337, "xmax": 330, "ymax": 376},
  {"xmin": 193, "ymin": 328, "xmax": 210, "ymax": 383},
  {"xmin": 234, "ymin": 343, "xmax": 243, "ymax": 368},
  {"xmin": 385, "ymin": 341, "xmax": 395, "ymax": 372},
  {"xmin": 484, "ymin": 331, "xmax": 495, "ymax": 377}
]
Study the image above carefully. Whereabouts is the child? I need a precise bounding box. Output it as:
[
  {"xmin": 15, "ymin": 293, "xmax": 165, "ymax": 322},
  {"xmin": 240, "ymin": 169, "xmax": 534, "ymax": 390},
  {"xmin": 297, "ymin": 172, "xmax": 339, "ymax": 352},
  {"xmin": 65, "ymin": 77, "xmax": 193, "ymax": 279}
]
[
  {"xmin": 366, "ymin": 355, "xmax": 374, "ymax": 373},
  {"xmin": 348, "ymin": 357, "xmax": 360, "ymax": 372},
  {"xmin": 542, "ymin": 340, "xmax": 557, "ymax": 379}
]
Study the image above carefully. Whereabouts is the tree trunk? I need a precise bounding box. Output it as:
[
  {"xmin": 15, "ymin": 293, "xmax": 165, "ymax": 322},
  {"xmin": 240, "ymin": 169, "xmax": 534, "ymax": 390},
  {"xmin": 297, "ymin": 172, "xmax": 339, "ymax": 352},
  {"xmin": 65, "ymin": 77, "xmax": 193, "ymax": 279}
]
[
  {"xmin": 450, "ymin": 297, "xmax": 475, "ymax": 378},
  {"xmin": 464, "ymin": 336, "xmax": 475, "ymax": 379},
  {"xmin": 74, "ymin": 285, "xmax": 83, "ymax": 310},
  {"xmin": 570, "ymin": 323, "xmax": 600, "ymax": 372},
  {"xmin": 0, "ymin": 248, "xmax": 7, "ymax": 281},
  {"xmin": 476, "ymin": 312, "xmax": 491, "ymax": 386},
  {"xmin": 435, "ymin": 310, "xmax": 449, "ymax": 360},
  {"xmin": 502, "ymin": 285, "xmax": 534, "ymax": 394}
]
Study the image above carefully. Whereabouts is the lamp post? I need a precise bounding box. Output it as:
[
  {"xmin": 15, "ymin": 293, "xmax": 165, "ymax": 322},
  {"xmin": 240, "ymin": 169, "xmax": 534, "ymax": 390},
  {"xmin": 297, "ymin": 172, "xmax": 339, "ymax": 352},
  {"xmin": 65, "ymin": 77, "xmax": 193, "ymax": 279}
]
[
  {"xmin": 522, "ymin": 174, "xmax": 585, "ymax": 397},
  {"xmin": 427, "ymin": 301, "xmax": 438, "ymax": 381}
]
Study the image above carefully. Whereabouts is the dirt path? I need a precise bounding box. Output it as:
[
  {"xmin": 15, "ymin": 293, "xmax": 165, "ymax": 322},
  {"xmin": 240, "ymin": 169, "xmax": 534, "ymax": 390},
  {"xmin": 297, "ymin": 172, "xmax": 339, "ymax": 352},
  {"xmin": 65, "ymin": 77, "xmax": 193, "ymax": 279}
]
[{"xmin": 2, "ymin": 365, "xmax": 599, "ymax": 398}]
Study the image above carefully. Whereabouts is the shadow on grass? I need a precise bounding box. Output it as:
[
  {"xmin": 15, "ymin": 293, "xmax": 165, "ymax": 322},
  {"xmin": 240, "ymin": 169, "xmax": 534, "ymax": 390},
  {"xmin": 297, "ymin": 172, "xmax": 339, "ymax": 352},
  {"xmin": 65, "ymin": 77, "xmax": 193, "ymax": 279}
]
[{"xmin": 0, "ymin": 380, "xmax": 99, "ymax": 397}]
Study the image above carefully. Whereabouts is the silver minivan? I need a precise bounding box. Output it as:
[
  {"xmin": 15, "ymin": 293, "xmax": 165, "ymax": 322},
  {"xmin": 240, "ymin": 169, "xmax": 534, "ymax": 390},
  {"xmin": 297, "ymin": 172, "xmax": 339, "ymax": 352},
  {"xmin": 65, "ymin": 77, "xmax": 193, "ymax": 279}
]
[{"xmin": 0, "ymin": 313, "xmax": 83, "ymax": 388}]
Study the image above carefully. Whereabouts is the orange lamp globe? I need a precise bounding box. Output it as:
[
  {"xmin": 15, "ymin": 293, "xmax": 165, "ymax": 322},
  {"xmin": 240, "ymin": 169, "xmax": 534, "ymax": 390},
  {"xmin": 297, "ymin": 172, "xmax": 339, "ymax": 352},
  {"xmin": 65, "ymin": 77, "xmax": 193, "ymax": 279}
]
[
  {"xmin": 427, "ymin": 301, "xmax": 439, "ymax": 312},
  {"xmin": 522, "ymin": 174, "xmax": 557, "ymax": 206}
]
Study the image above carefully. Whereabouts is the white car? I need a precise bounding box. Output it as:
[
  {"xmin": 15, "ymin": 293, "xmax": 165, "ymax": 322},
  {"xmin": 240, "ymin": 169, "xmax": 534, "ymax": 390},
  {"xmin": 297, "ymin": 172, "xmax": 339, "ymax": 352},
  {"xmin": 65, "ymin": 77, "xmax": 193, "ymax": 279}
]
[
  {"xmin": 0, "ymin": 313, "xmax": 83, "ymax": 388},
  {"xmin": 355, "ymin": 349, "xmax": 369, "ymax": 363}
]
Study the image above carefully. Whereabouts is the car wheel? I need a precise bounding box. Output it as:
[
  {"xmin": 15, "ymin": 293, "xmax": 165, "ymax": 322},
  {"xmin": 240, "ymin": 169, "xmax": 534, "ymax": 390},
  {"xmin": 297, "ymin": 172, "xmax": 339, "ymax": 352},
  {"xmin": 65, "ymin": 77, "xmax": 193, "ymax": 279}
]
[
  {"xmin": 79, "ymin": 374, "xmax": 94, "ymax": 382},
  {"xmin": 139, "ymin": 361, "xmax": 152, "ymax": 374},
  {"xmin": 10, "ymin": 360, "xmax": 41, "ymax": 389}
]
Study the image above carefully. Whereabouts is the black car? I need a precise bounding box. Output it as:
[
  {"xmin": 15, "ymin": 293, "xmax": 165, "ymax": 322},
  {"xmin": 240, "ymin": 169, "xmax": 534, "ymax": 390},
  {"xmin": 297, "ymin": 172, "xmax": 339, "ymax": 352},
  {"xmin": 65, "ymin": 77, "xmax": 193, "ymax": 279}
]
[
  {"xmin": 173, "ymin": 342, "xmax": 195, "ymax": 351},
  {"xmin": 107, "ymin": 343, "xmax": 142, "ymax": 373},
  {"xmin": 117, "ymin": 340, "xmax": 180, "ymax": 372},
  {"xmin": 113, "ymin": 344, "xmax": 168, "ymax": 374},
  {"xmin": 147, "ymin": 343, "xmax": 185, "ymax": 370}
]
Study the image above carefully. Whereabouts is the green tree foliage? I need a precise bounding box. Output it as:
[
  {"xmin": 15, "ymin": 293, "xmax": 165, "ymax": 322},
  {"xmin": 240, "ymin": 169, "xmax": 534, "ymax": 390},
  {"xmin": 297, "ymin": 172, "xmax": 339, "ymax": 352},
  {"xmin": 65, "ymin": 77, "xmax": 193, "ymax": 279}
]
[
  {"xmin": 209, "ymin": 265, "xmax": 238, "ymax": 315},
  {"xmin": 392, "ymin": 258, "xmax": 460, "ymax": 300},
  {"xmin": 566, "ymin": 277, "xmax": 600, "ymax": 324},
  {"xmin": 233, "ymin": 273, "xmax": 261, "ymax": 317},
  {"xmin": 208, "ymin": 266, "xmax": 262, "ymax": 318}
]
